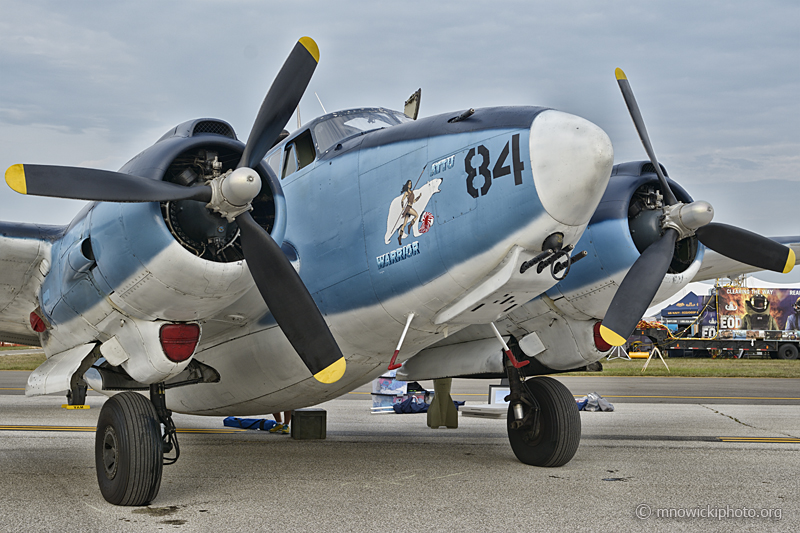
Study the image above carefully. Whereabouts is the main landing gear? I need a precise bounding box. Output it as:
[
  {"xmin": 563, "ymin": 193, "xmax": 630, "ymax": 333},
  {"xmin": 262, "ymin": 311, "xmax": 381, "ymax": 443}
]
[
  {"xmin": 505, "ymin": 359, "xmax": 581, "ymax": 467},
  {"xmin": 94, "ymin": 384, "xmax": 179, "ymax": 505}
]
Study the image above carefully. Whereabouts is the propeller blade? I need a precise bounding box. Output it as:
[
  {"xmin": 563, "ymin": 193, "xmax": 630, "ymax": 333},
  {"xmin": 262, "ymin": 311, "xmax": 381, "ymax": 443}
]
[
  {"xmin": 615, "ymin": 68, "xmax": 678, "ymax": 205},
  {"xmin": 697, "ymin": 222, "xmax": 796, "ymax": 274},
  {"xmin": 239, "ymin": 37, "xmax": 319, "ymax": 169},
  {"xmin": 5, "ymin": 164, "xmax": 211, "ymax": 203},
  {"xmin": 234, "ymin": 38, "xmax": 344, "ymax": 383},
  {"xmin": 600, "ymin": 228, "xmax": 679, "ymax": 346},
  {"xmin": 236, "ymin": 210, "xmax": 346, "ymax": 383}
]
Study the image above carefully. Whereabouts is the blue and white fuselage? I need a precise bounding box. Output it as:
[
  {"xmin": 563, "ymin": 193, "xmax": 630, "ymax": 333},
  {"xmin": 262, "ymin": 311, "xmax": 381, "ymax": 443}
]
[
  {"xmin": 174, "ymin": 106, "xmax": 614, "ymax": 413},
  {"xmin": 4, "ymin": 104, "xmax": 642, "ymax": 414}
]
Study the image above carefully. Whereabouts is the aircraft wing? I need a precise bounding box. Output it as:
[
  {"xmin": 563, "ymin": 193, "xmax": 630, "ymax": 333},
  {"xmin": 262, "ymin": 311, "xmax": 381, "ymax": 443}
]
[
  {"xmin": 0, "ymin": 222, "xmax": 64, "ymax": 346},
  {"xmin": 693, "ymin": 236, "xmax": 800, "ymax": 282}
]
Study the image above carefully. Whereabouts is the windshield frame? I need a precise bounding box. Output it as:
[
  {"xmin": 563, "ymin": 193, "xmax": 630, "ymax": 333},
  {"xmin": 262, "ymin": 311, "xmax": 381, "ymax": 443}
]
[
  {"xmin": 310, "ymin": 108, "xmax": 412, "ymax": 155},
  {"xmin": 263, "ymin": 107, "xmax": 411, "ymax": 177}
]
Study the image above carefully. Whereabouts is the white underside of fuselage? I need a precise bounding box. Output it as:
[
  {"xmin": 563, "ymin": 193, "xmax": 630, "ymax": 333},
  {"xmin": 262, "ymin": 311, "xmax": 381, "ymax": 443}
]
[{"xmin": 168, "ymin": 212, "xmax": 588, "ymax": 416}]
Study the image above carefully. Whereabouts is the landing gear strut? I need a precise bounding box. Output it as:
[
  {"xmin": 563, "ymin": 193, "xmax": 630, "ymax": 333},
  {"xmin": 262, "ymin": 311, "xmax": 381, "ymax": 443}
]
[
  {"xmin": 94, "ymin": 384, "xmax": 180, "ymax": 505},
  {"xmin": 505, "ymin": 357, "xmax": 581, "ymax": 467},
  {"xmin": 150, "ymin": 383, "xmax": 180, "ymax": 465}
]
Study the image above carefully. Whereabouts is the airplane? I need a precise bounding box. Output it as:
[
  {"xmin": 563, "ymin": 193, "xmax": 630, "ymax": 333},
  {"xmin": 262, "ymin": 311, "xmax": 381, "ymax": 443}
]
[{"xmin": 1, "ymin": 37, "xmax": 797, "ymax": 506}]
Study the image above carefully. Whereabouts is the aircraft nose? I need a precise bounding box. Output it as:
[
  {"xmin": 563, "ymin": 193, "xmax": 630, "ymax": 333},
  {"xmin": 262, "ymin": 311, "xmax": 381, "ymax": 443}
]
[{"xmin": 529, "ymin": 110, "xmax": 614, "ymax": 226}]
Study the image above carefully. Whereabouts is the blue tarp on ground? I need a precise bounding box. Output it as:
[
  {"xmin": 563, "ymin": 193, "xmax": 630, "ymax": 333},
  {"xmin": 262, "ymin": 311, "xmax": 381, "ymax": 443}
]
[
  {"xmin": 223, "ymin": 416, "xmax": 277, "ymax": 430},
  {"xmin": 392, "ymin": 397, "xmax": 466, "ymax": 414}
]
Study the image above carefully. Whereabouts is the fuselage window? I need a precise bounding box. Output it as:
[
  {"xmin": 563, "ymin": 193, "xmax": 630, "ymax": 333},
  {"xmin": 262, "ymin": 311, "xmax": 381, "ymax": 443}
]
[
  {"xmin": 265, "ymin": 150, "xmax": 281, "ymax": 177},
  {"xmin": 282, "ymin": 144, "xmax": 298, "ymax": 178},
  {"xmin": 281, "ymin": 130, "xmax": 316, "ymax": 179}
]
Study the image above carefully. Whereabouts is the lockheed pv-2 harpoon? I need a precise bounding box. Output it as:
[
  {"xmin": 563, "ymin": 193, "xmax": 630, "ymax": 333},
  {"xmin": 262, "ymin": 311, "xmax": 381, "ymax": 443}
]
[{"xmin": 2, "ymin": 38, "xmax": 796, "ymax": 505}]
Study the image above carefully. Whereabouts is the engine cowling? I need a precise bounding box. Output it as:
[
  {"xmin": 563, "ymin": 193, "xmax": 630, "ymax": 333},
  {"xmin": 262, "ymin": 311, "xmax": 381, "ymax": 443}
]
[
  {"xmin": 87, "ymin": 120, "xmax": 286, "ymax": 322},
  {"xmin": 545, "ymin": 161, "xmax": 704, "ymax": 321},
  {"xmin": 34, "ymin": 121, "xmax": 287, "ymax": 384}
]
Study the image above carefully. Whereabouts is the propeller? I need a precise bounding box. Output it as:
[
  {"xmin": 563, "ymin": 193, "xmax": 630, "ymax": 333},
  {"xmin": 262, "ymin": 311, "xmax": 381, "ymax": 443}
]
[
  {"xmin": 4, "ymin": 37, "xmax": 346, "ymax": 384},
  {"xmin": 5, "ymin": 164, "xmax": 212, "ymax": 203},
  {"xmin": 599, "ymin": 69, "xmax": 796, "ymax": 346}
]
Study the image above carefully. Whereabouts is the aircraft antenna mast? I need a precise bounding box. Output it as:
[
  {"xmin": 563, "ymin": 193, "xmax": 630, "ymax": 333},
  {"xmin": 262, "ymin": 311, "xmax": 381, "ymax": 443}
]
[{"xmin": 315, "ymin": 92, "xmax": 327, "ymax": 114}]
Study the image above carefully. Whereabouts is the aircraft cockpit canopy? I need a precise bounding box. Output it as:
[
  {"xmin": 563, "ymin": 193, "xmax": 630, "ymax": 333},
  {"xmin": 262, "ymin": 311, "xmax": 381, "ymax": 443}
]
[
  {"xmin": 266, "ymin": 108, "xmax": 411, "ymax": 180},
  {"xmin": 312, "ymin": 108, "xmax": 411, "ymax": 154}
]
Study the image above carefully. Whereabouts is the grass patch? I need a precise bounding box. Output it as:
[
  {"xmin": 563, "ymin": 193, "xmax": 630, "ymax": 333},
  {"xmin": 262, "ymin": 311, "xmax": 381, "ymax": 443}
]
[
  {"xmin": 566, "ymin": 357, "xmax": 800, "ymax": 378},
  {"xmin": 0, "ymin": 346, "xmax": 36, "ymax": 351},
  {"xmin": 3, "ymin": 349, "xmax": 799, "ymax": 377},
  {"xmin": 0, "ymin": 351, "xmax": 45, "ymax": 371}
]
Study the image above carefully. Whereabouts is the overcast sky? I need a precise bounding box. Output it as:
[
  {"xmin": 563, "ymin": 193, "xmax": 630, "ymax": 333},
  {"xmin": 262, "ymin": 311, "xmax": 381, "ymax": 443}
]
[{"xmin": 1, "ymin": 1, "xmax": 798, "ymax": 272}]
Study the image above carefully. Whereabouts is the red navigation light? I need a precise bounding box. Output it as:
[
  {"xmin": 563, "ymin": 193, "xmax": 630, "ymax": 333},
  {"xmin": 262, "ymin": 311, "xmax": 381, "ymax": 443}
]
[
  {"xmin": 159, "ymin": 323, "xmax": 200, "ymax": 362},
  {"xmin": 593, "ymin": 321, "xmax": 612, "ymax": 353},
  {"xmin": 29, "ymin": 311, "xmax": 46, "ymax": 333}
]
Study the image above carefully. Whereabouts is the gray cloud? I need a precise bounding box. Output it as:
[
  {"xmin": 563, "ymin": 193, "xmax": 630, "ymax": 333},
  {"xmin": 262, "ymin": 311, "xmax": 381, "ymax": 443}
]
[{"xmin": 1, "ymin": 0, "xmax": 798, "ymax": 227}]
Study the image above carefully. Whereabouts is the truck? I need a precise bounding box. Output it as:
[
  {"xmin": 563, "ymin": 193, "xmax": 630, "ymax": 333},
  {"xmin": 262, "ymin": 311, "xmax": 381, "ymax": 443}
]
[{"xmin": 634, "ymin": 286, "xmax": 800, "ymax": 360}]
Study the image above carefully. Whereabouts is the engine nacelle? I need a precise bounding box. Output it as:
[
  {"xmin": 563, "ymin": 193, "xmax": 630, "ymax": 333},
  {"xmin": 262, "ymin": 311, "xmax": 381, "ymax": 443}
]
[
  {"xmin": 33, "ymin": 120, "xmax": 287, "ymax": 386},
  {"xmin": 89, "ymin": 201, "xmax": 254, "ymax": 321},
  {"xmin": 88, "ymin": 121, "xmax": 286, "ymax": 322},
  {"xmin": 546, "ymin": 161, "xmax": 704, "ymax": 321}
]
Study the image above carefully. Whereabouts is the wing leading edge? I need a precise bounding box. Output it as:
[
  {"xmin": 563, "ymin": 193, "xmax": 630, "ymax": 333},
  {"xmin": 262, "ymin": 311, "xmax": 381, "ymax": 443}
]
[{"xmin": 0, "ymin": 222, "xmax": 65, "ymax": 346}]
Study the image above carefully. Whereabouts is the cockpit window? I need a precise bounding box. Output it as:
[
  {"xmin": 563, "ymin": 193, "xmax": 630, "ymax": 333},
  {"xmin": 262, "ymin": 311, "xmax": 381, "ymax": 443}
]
[
  {"xmin": 281, "ymin": 130, "xmax": 316, "ymax": 179},
  {"xmin": 282, "ymin": 144, "xmax": 298, "ymax": 177},
  {"xmin": 266, "ymin": 150, "xmax": 281, "ymax": 177},
  {"xmin": 313, "ymin": 110, "xmax": 411, "ymax": 154}
]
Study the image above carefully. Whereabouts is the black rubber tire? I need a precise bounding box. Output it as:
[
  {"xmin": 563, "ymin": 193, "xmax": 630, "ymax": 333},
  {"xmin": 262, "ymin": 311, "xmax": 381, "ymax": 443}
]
[
  {"xmin": 777, "ymin": 344, "xmax": 799, "ymax": 360},
  {"xmin": 507, "ymin": 376, "xmax": 581, "ymax": 467},
  {"xmin": 95, "ymin": 392, "xmax": 163, "ymax": 506}
]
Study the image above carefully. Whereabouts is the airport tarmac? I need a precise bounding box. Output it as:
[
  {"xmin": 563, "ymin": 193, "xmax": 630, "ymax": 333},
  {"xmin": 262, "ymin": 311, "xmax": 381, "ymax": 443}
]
[
  {"xmin": 3, "ymin": 370, "xmax": 800, "ymax": 405},
  {"xmin": 0, "ymin": 374, "xmax": 797, "ymax": 531}
]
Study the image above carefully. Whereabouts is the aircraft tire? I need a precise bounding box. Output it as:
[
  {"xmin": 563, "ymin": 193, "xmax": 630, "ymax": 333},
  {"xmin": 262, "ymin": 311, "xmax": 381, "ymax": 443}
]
[
  {"xmin": 507, "ymin": 376, "xmax": 581, "ymax": 467},
  {"xmin": 95, "ymin": 392, "xmax": 163, "ymax": 506},
  {"xmin": 777, "ymin": 344, "xmax": 799, "ymax": 360}
]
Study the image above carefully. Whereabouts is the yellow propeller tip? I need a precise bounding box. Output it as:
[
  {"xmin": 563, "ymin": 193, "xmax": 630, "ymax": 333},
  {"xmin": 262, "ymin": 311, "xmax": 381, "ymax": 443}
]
[
  {"xmin": 299, "ymin": 37, "xmax": 319, "ymax": 63},
  {"xmin": 783, "ymin": 249, "xmax": 796, "ymax": 274},
  {"xmin": 599, "ymin": 324, "xmax": 627, "ymax": 347},
  {"xmin": 313, "ymin": 357, "xmax": 345, "ymax": 384},
  {"xmin": 615, "ymin": 68, "xmax": 627, "ymax": 81},
  {"xmin": 5, "ymin": 164, "xmax": 27, "ymax": 194}
]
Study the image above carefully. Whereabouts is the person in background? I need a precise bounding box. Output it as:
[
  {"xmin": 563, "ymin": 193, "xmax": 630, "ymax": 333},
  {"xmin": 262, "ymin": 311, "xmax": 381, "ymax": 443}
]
[
  {"xmin": 270, "ymin": 411, "xmax": 292, "ymax": 434},
  {"xmin": 740, "ymin": 294, "xmax": 779, "ymax": 331},
  {"xmin": 785, "ymin": 298, "xmax": 800, "ymax": 330}
]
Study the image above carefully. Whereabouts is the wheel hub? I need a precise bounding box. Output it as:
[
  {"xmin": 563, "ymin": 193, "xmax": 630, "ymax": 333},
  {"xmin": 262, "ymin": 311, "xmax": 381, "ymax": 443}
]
[
  {"xmin": 519, "ymin": 398, "xmax": 543, "ymax": 446},
  {"xmin": 102, "ymin": 426, "xmax": 119, "ymax": 480}
]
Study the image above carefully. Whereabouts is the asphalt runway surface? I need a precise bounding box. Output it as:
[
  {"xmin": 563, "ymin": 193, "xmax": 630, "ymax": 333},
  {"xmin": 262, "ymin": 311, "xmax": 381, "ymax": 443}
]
[
  {"xmin": 3, "ymin": 370, "xmax": 800, "ymax": 404},
  {"xmin": 0, "ymin": 373, "xmax": 798, "ymax": 531}
]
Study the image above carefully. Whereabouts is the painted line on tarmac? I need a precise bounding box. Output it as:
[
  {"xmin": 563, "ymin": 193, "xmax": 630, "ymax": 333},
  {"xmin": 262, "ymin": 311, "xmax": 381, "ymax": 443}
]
[
  {"xmin": 348, "ymin": 391, "xmax": 800, "ymax": 400},
  {"xmin": 8, "ymin": 424, "xmax": 793, "ymax": 444},
  {"xmin": 346, "ymin": 391, "xmax": 475, "ymax": 395},
  {"xmin": 581, "ymin": 434, "xmax": 800, "ymax": 443},
  {"xmin": 574, "ymin": 394, "xmax": 800, "ymax": 400},
  {"xmin": 0, "ymin": 425, "xmax": 245, "ymax": 434},
  {"xmin": 718, "ymin": 437, "xmax": 800, "ymax": 443}
]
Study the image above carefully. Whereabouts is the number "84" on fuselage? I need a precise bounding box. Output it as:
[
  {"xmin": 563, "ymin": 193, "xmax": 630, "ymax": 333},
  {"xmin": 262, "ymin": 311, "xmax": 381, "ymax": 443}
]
[{"xmin": 464, "ymin": 133, "xmax": 524, "ymax": 198}]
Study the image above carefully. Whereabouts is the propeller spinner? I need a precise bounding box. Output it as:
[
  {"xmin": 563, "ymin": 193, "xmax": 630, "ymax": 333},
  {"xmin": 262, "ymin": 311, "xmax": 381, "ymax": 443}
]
[
  {"xmin": 4, "ymin": 37, "xmax": 346, "ymax": 384},
  {"xmin": 599, "ymin": 69, "xmax": 796, "ymax": 346}
]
